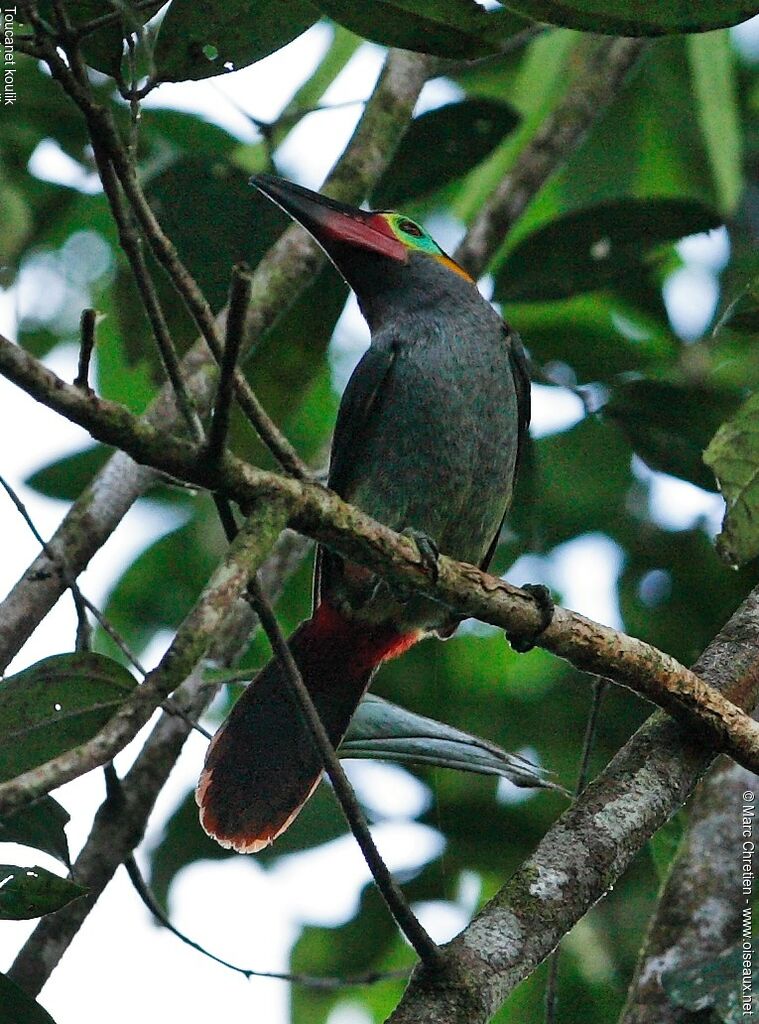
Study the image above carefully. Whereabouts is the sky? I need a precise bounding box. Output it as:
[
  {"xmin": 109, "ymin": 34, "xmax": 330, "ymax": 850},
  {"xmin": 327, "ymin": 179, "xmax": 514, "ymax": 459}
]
[{"xmin": 0, "ymin": 17, "xmax": 740, "ymax": 1024}]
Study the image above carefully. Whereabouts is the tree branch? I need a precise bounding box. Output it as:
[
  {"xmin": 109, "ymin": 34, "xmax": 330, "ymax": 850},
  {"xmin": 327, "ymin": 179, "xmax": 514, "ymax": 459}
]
[
  {"xmin": 5, "ymin": 527, "xmax": 310, "ymax": 995},
  {"xmin": 386, "ymin": 586, "xmax": 759, "ymax": 1023},
  {"xmin": 0, "ymin": 497, "xmax": 289, "ymax": 815},
  {"xmin": 2, "ymin": 336, "xmax": 759, "ymax": 800},
  {"xmin": 618, "ymin": 757, "xmax": 754, "ymax": 1023}
]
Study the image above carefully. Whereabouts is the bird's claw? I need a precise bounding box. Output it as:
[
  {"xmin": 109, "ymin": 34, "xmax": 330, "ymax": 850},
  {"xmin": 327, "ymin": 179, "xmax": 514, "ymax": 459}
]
[
  {"xmin": 402, "ymin": 528, "xmax": 440, "ymax": 582},
  {"xmin": 508, "ymin": 583, "xmax": 554, "ymax": 653}
]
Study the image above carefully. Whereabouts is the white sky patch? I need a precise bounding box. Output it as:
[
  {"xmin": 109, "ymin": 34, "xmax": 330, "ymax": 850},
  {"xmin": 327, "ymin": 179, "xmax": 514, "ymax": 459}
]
[
  {"xmin": 414, "ymin": 76, "xmax": 464, "ymax": 115},
  {"xmin": 272, "ymin": 823, "xmax": 444, "ymax": 926},
  {"xmin": 327, "ymin": 1005, "xmax": 374, "ymax": 1024},
  {"xmin": 508, "ymin": 534, "xmax": 624, "ymax": 629},
  {"xmin": 664, "ymin": 225, "xmax": 729, "ymax": 341},
  {"xmin": 677, "ymin": 226, "xmax": 730, "ymax": 271},
  {"xmin": 277, "ymin": 43, "xmax": 385, "ymax": 187},
  {"xmin": 412, "ymin": 900, "xmax": 470, "ymax": 944},
  {"xmin": 28, "ymin": 138, "xmax": 102, "ymax": 192},
  {"xmin": 732, "ymin": 12, "xmax": 759, "ymax": 60},
  {"xmin": 663, "ymin": 264, "xmax": 720, "ymax": 342},
  {"xmin": 632, "ymin": 456, "xmax": 725, "ymax": 534},
  {"xmin": 343, "ymin": 760, "xmax": 431, "ymax": 819},
  {"xmin": 530, "ymin": 382, "xmax": 586, "ymax": 438}
]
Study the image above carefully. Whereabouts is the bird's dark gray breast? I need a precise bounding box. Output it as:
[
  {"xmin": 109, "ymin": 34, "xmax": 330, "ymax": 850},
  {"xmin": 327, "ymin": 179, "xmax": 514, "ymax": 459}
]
[{"xmin": 354, "ymin": 311, "xmax": 518, "ymax": 563}]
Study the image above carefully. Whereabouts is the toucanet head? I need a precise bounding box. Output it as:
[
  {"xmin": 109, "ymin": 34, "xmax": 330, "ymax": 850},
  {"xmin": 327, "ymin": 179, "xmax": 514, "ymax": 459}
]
[{"xmin": 250, "ymin": 173, "xmax": 474, "ymax": 306}]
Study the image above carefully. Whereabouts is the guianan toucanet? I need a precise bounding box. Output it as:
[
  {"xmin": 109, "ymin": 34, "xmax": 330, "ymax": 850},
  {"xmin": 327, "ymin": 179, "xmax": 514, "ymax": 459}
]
[{"xmin": 197, "ymin": 173, "xmax": 531, "ymax": 853}]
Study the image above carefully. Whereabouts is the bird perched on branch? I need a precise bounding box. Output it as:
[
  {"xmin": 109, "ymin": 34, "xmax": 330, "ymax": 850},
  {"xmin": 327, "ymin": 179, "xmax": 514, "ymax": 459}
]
[{"xmin": 197, "ymin": 173, "xmax": 531, "ymax": 853}]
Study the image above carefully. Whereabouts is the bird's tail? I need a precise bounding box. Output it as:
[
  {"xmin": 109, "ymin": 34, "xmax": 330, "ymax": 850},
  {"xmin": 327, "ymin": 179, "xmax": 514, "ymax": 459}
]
[{"xmin": 196, "ymin": 601, "xmax": 419, "ymax": 853}]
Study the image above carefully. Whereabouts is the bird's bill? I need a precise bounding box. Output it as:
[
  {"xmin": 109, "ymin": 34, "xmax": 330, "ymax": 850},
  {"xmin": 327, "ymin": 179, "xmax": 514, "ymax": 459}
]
[{"xmin": 250, "ymin": 173, "xmax": 407, "ymax": 262}]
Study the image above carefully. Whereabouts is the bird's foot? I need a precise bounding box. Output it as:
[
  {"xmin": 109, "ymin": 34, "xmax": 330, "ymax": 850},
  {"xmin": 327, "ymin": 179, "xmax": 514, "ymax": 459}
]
[
  {"xmin": 508, "ymin": 583, "xmax": 555, "ymax": 653},
  {"xmin": 402, "ymin": 528, "xmax": 440, "ymax": 582}
]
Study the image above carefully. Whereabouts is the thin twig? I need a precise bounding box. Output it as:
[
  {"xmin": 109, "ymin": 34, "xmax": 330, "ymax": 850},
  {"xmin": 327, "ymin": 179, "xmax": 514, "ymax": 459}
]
[
  {"xmin": 544, "ymin": 677, "xmax": 607, "ymax": 1024},
  {"xmin": 90, "ymin": 146, "xmax": 204, "ymax": 442},
  {"xmin": 75, "ymin": 0, "xmax": 163, "ymax": 40},
  {"xmin": 74, "ymin": 308, "xmax": 97, "ymax": 392},
  {"xmin": 0, "ymin": 495, "xmax": 290, "ymax": 815},
  {"xmin": 207, "ymin": 266, "xmax": 251, "ymax": 466},
  {"xmin": 0, "ymin": 472, "xmax": 145, "ymax": 675},
  {"xmin": 123, "ymin": 853, "xmax": 409, "ymax": 988},
  {"xmin": 248, "ymin": 577, "xmax": 445, "ymax": 970},
  {"xmin": 7, "ymin": 528, "xmax": 310, "ymax": 996}
]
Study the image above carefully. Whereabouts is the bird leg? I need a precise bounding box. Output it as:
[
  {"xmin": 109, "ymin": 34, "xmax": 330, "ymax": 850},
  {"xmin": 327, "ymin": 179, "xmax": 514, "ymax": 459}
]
[
  {"xmin": 402, "ymin": 527, "xmax": 441, "ymax": 582},
  {"xmin": 507, "ymin": 583, "xmax": 555, "ymax": 653}
]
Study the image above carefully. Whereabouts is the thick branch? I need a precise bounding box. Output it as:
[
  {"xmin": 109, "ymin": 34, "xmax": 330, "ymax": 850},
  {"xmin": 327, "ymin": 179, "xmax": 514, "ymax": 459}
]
[
  {"xmin": 2, "ymin": 337, "xmax": 759, "ymax": 798},
  {"xmin": 619, "ymin": 757, "xmax": 754, "ymax": 1023},
  {"xmin": 7, "ymin": 528, "xmax": 308, "ymax": 996},
  {"xmin": 0, "ymin": 498, "xmax": 289, "ymax": 814},
  {"xmin": 387, "ymin": 587, "xmax": 759, "ymax": 1024}
]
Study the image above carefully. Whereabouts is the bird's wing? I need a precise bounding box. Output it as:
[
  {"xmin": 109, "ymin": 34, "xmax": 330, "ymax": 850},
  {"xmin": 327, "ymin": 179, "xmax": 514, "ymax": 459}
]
[
  {"xmin": 480, "ymin": 325, "xmax": 531, "ymax": 574},
  {"xmin": 328, "ymin": 341, "xmax": 398, "ymax": 498},
  {"xmin": 313, "ymin": 341, "xmax": 397, "ymax": 609}
]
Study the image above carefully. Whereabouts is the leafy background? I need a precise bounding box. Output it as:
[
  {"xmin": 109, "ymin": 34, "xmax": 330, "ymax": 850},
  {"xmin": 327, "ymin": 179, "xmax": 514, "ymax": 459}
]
[{"xmin": 2, "ymin": 1, "xmax": 759, "ymax": 1023}]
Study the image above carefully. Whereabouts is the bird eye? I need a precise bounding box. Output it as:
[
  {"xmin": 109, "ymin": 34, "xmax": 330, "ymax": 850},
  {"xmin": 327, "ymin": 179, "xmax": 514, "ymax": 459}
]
[{"xmin": 397, "ymin": 218, "xmax": 424, "ymax": 238}]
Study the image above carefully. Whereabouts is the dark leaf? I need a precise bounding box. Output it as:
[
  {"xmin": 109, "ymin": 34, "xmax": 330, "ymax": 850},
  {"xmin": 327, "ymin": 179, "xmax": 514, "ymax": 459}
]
[
  {"xmin": 498, "ymin": 0, "xmax": 759, "ymax": 35},
  {"xmin": 0, "ymin": 653, "xmax": 137, "ymax": 783},
  {"xmin": 26, "ymin": 446, "xmax": 112, "ymax": 501},
  {"xmin": 605, "ymin": 379, "xmax": 741, "ymax": 492},
  {"xmin": 0, "ymin": 797, "xmax": 71, "ymax": 868},
  {"xmin": 0, "ymin": 864, "xmax": 85, "ymax": 920},
  {"xmin": 145, "ymin": 156, "xmax": 286, "ymax": 309},
  {"xmin": 0, "ymin": 971, "xmax": 57, "ymax": 1024},
  {"xmin": 372, "ymin": 99, "xmax": 520, "ymax": 207},
  {"xmin": 495, "ymin": 199, "xmax": 721, "ymax": 302},
  {"xmin": 317, "ymin": 0, "xmax": 526, "ymax": 58},
  {"xmin": 341, "ymin": 695, "xmax": 561, "ymax": 791},
  {"xmin": 154, "ymin": 0, "xmax": 319, "ymax": 82},
  {"xmin": 39, "ymin": 0, "xmax": 156, "ymax": 76}
]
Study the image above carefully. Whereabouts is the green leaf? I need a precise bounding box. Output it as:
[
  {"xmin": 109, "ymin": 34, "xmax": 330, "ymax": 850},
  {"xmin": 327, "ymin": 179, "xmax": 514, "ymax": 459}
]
[
  {"xmin": 26, "ymin": 446, "xmax": 112, "ymax": 501},
  {"xmin": 704, "ymin": 391, "xmax": 759, "ymax": 566},
  {"xmin": 154, "ymin": 0, "xmax": 319, "ymax": 82},
  {"xmin": 0, "ymin": 864, "xmax": 85, "ymax": 920},
  {"xmin": 0, "ymin": 797, "xmax": 71, "ymax": 868},
  {"xmin": 498, "ymin": 0, "xmax": 759, "ymax": 35},
  {"xmin": 688, "ymin": 31, "xmax": 742, "ymax": 214},
  {"xmin": 605, "ymin": 380, "xmax": 741, "ymax": 492},
  {"xmin": 0, "ymin": 653, "xmax": 137, "ymax": 783},
  {"xmin": 495, "ymin": 199, "xmax": 721, "ymax": 302},
  {"xmin": 340, "ymin": 695, "xmax": 561, "ymax": 791},
  {"xmin": 0, "ymin": 971, "xmax": 57, "ymax": 1024},
  {"xmin": 317, "ymin": 0, "xmax": 526, "ymax": 58},
  {"xmin": 372, "ymin": 99, "xmax": 520, "ymax": 208},
  {"xmin": 662, "ymin": 945, "xmax": 742, "ymax": 1022}
]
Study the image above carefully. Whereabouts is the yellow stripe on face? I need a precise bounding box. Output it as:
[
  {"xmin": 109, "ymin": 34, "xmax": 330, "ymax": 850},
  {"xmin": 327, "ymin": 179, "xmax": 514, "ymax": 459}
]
[{"xmin": 434, "ymin": 252, "xmax": 475, "ymax": 283}]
